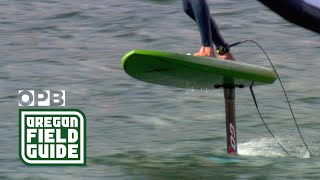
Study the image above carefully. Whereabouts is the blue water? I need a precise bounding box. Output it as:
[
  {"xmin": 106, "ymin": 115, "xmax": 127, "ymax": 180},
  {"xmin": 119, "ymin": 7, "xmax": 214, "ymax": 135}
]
[{"xmin": 0, "ymin": 0, "xmax": 320, "ymax": 179}]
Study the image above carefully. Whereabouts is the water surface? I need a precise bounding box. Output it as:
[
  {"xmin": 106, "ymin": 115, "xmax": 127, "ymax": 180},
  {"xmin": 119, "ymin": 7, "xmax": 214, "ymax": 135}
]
[{"xmin": 0, "ymin": 0, "xmax": 320, "ymax": 179}]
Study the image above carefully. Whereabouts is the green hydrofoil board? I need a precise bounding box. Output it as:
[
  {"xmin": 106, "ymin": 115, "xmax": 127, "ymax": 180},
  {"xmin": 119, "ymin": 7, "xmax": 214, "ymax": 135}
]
[{"xmin": 122, "ymin": 49, "xmax": 277, "ymax": 89}]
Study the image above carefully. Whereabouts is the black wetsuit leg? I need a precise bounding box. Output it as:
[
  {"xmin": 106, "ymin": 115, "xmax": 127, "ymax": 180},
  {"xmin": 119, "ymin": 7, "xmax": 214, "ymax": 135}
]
[{"xmin": 182, "ymin": 0, "xmax": 226, "ymax": 47}]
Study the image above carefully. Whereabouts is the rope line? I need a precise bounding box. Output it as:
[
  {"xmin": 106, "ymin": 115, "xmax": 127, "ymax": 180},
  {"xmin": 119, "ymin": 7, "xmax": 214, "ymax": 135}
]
[{"xmin": 230, "ymin": 40, "xmax": 312, "ymax": 157}]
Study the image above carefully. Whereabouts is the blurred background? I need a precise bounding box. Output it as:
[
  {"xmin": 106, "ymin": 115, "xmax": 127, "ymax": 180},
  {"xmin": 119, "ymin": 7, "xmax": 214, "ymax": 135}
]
[{"xmin": 0, "ymin": 0, "xmax": 320, "ymax": 179}]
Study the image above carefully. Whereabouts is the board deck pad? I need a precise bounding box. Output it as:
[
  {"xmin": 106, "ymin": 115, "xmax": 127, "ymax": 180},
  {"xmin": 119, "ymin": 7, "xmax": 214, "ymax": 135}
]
[{"xmin": 122, "ymin": 49, "xmax": 277, "ymax": 89}]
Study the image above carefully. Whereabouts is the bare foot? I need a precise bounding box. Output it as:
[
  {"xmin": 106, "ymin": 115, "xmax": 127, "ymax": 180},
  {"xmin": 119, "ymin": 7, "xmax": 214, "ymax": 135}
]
[
  {"xmin": 194, "ymin": 46, "xmax": 215, "ymax": 58},
  {"xmin": 218, "ymin": 51, "xmax": 236, "ymax": 61}
]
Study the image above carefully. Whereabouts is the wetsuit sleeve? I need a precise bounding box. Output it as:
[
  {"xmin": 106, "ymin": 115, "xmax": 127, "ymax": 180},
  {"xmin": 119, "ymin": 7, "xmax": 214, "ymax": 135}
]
[
  {"xmin": 258, "ymin": 0, "xmax": 320, "ymax": 33},
  {"xmin": 182, "ymin": 0, "xmax": 227, "ymax": 47}
]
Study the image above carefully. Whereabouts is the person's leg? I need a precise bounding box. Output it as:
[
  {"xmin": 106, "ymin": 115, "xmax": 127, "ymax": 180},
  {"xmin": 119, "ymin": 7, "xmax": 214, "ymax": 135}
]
[
  {"xmin": 183, "ymin": 0, "xmax": 213, "ymax": 47},
  {"xmin": 209, "ymin": 16, "xmax": 226, "ymax": 48},
  {"xmin": 183, "ymin": 0, "xmax": 214, "ymax": 57}
]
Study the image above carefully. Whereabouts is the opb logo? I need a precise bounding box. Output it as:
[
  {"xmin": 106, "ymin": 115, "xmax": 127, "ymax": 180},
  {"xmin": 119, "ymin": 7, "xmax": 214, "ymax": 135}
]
[{"xmin": 18, "ymin": 90, "xmax": 65, "ymax": 107}]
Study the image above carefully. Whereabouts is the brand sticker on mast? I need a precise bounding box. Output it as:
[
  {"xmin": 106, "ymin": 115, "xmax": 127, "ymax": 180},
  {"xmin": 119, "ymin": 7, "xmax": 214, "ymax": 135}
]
[{"xmin": 18, "ymin": 90, "xmax": 86, "ymax": 166}]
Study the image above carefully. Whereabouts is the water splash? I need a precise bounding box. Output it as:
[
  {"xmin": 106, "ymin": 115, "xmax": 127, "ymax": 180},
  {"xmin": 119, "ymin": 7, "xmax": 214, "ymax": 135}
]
[{"xmin": 238, "ymin": 137, "xmax": 311, "ymax": 158}]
